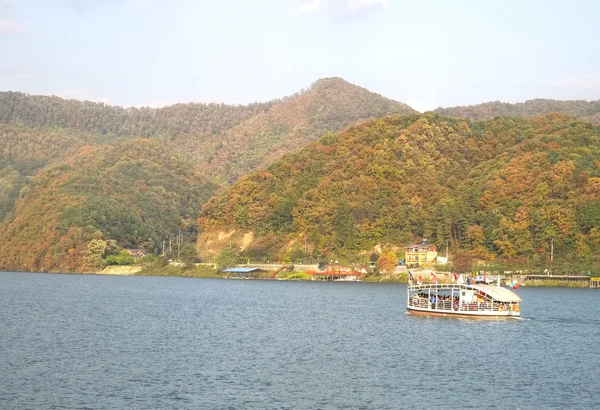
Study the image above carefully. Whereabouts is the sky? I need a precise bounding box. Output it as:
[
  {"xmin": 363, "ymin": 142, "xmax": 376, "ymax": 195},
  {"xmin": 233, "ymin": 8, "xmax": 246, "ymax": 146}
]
[{"xmin": 1, "ymin": 0, "xmax": 599, "ymax": 112}]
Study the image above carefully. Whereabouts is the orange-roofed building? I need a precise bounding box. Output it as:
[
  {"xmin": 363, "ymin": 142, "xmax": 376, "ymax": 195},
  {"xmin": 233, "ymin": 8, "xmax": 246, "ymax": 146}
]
[{"xmin": 406, "ymin": 240, "xmax": 437, "ymax": 267}]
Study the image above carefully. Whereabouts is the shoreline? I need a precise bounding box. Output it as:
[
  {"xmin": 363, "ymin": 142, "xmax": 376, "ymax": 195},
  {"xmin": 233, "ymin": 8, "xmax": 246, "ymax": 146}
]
[{"xmin": 0, "ymin": 268, "xmax": 593, "ymax": 288}]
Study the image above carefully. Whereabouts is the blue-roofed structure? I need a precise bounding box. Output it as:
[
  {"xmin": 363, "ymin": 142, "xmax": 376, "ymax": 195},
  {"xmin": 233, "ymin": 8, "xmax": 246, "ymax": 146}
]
[{"xmin": 222, "ymin": 267, "xmax": 267, "ymax": 278}]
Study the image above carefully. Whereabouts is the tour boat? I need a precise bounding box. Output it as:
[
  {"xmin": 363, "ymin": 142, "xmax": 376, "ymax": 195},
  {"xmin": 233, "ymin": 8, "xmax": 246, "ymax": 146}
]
[{"xmin": 407, "ymin": 282, "xmax": 522, "ymax": 319}]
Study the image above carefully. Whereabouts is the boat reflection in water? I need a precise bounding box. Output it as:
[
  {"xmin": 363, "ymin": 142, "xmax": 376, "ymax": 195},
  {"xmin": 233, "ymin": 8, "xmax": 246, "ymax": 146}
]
[{"xmin": 407, "ymin": 281, "xmax": 522, "ymax": 319}]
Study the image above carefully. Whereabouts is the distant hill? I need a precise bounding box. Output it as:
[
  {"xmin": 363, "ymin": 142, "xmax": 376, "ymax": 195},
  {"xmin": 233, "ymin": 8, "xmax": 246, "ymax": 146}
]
[
  {"xmin": 0, "ymin": 139, "xmax": 217, "ymax": 272},
  {"xmin": 0, "ymin": 78, "xmax": 416, "ymax": 183},
  {"xmin": 197, "ymin": 113, "xmax": 600, "ymax": 264},
  {"xmin": 195, "ymin": 77, "xmax": 416, "ymax": 182},
  {"xmin": 435, "ymin": 98, "xmax": 600, "ymax": 125},
  {"xmin": 0, "ymin": 78, "xmax": 416, "ymax": 271}
]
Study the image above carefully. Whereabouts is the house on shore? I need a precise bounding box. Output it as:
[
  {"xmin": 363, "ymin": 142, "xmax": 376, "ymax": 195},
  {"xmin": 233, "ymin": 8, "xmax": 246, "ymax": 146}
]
[
  {"xmin": 126, "ymin": 248, "xmax": 148, "ymax": 258},
  {"xmin": 406, "ymin": 241, "xmax": 438, "ymax": 267}
]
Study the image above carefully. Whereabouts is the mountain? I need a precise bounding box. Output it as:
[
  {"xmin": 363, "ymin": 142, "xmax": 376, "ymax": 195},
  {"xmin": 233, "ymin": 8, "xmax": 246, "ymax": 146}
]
[
  {"xmin": 0, "ymin": 139, "xmax": 217, "ymax": 272},
  {"xmin": 435, "ymin": 99, "xmax": 600, "ymax": 125},
  {"xmin": 0, "ymin": 77, "xmax": 416, "ymax": 272},
  {"xmin": 193, "ymin": 78, "xmax": 416, "ymax": 182},
  {"xmin": 0, "ymin": 78, "xmax": 416, "ymax": 184},
  {"xmin": 197, "ymin": 113, "xmax": 600, "ymax": 266}
]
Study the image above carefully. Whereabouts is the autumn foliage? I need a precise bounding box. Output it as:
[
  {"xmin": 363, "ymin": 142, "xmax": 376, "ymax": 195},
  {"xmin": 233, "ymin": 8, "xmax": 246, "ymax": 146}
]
[{"xmin": 199, "ymin": 113, "xmax": 600, "ymax": 264}]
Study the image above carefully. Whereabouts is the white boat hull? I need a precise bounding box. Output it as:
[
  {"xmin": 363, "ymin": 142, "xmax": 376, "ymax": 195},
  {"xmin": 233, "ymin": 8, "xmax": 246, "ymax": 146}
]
[{"xmin": 407, "ymin": 306, "xmax": 520, "ymax": 319}]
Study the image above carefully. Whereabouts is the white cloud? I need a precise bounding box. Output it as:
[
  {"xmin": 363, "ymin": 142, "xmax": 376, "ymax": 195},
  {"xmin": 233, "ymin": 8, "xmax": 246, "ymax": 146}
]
[
  {"xmin": 127, "ymin": 0, "xmax": 148, "ymax": 11},
  {"xmin": 0, "ymin": 0, "xmax": 15, "ymax": 13},
  {"xmin": 295, "ymin": 0, "xmax": 388, "ymax": 16},
  {"xmin": 348, "ymin": 0, "xmax": 388, "ymax": 13},
  {"xmin": 296, "ymin": 0, "xmax": 320, "ymax": 14},
  {"xmin": 1, "ymin": 1, "xmax": 27, "ymax": 34},
  {"xmin": 64, "ymin": 0, "xmax": 148, "ymax": 13},
  {"xmin": 0, "ymin": 18, "xmax": 25, "ymax": 34}
]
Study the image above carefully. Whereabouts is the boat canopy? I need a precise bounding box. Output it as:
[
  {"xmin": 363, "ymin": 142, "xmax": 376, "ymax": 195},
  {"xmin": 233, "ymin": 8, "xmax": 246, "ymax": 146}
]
[{"xmin": 469, "ymin": 284, "xmax": 522, "ymax": 303}]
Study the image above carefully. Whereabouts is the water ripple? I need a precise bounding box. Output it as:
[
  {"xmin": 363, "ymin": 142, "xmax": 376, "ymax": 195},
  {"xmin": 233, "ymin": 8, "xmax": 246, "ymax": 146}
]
[{"xmin": 0, "ymin": 273, "xmax": 599, "ymax": 409}]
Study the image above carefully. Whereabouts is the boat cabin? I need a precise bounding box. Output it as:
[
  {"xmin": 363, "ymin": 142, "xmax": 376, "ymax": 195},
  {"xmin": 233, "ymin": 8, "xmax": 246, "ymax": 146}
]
[{"xmin": 407, "ymin": 283, "xmax": 522, "ymax": 318}]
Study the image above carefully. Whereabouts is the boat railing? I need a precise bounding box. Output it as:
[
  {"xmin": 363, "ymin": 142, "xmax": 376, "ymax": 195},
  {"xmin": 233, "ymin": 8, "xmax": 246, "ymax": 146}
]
[
  {"xmin": 407, "ymin": 297, "xmax": 518, "ymax": 313},
  {"xmin": 409, "ymin": 283, "xmax": 484, "ymax": 292}
]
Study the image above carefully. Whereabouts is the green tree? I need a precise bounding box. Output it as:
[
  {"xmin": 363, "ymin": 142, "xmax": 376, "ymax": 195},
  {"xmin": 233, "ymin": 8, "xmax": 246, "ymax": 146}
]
[
  {"xmin": 179, "ymin": 243, "xmax": 199, "ymax": 265},
  {"xmin": 105, "ymin": 249, "xmax": 135, "ymax": 266},
  {"xmin": 81, "ymin": 239, "xmax": 118, "ymax": 271},
  {"xmin": 216, "ymin": 245, "xmax": 241, "ymax": 270}
]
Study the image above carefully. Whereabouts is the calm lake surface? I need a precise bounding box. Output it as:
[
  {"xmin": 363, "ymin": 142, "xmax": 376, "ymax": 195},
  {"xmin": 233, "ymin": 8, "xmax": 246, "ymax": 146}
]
[{"xmin": 1, "ymin": 272, "xmax": 599, "ymax": 409}]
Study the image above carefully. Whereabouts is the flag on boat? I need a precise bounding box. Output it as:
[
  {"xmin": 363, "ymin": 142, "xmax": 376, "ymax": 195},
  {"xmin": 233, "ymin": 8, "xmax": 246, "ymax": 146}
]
[
  {"xmin": 430, "ymin": 272, "xmax": 438, "ymax": 284},
  {"xmin": 408, "ymin": 271, "xmax": 414, "ymax": 285},
  {"xmin": 417, "ymin": 275, "xmax": 423, "ymax": 285},
  {"xmin": 466, "ymin": 277, "xmax": 471, "ymax": 285},
  {"xmin": 509, "ymin": 278, "xmax": 519, "ymax": 289},
  {"xmin": 483, "ymin": 273, "xmax": 488, "ymax": 283},
  {"xmin": 457, "ymin": 274, "xmax": 465, "ymax": 284},
  {"xmin": 452, "ymin": 272, "xmax": 458, "ymax": 282}
]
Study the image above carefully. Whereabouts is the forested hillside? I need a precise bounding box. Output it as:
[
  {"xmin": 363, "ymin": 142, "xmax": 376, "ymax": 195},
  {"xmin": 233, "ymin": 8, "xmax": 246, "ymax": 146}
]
[
  {"xmin": 435, "ymin": 98, "xmax": 600, "ymax": 125},
  {"xmin": 197, "ymin": 78, "xmax": 416, "ymax": 182},
  {"xmin": 198, "ymin": 113, "xmax": 600, "ymax": 268},
  {"xmin": 0, "ymin": 77, "xmax": 417, "ymax": 272},
  {"xmin": 0, "ymin": 78, "xmax": 415, "ymax": 183},
  {"xmin": 0, "ymin": 91, "xmax": 274, "ymax": 139},
  {"xmin": 0, "ymin": 140, "xmax": 217, "ymax": 273},
  {"xmin": 0, "ymin": 124, "xmax": 131, "ymax": 222}
]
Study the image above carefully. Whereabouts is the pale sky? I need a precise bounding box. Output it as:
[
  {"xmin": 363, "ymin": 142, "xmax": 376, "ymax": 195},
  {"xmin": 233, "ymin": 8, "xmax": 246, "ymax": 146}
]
[{"xmin": 1, "ymin": 0, "xmax": 599, "ymax": 111}]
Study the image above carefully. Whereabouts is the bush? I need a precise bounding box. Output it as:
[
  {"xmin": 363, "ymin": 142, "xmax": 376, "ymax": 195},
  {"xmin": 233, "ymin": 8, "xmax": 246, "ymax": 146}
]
[
  {"xmin": 105, "ymin": 249, "xmax": 135, "ymax": 266},
  {"xmin": 216, "ymin": 246, "xmax": 242, "ymax": 270}
]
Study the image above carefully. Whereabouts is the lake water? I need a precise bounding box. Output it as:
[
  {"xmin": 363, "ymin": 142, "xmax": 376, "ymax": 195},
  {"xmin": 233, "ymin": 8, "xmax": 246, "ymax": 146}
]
[{"xmin": 1, "ymin": 271, "xmax": 599, "ymax": 409}]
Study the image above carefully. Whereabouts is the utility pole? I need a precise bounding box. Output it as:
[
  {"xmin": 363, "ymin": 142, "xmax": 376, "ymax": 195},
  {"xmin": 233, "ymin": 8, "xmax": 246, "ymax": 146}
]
[
  {"xmin": 177, "ymin": 229, "xmax": 181, "ymax": 262},
  {"xmin": 162, "ymin": 240, "xmax": 165, "ymax": 257},
  {"xmin": 550, "ymin": 238, "xmax": 554, "ymax": 274}
]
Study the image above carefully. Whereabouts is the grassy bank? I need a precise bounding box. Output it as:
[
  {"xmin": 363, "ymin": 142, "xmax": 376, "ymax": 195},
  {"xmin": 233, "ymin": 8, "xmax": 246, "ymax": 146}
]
[
  {"xmin": 118, "ymin": 263, "xmax": 594, "ymax": 288},
  {"xmin": 137, "ymin": 263, "xmax": 222, "ymax": 278},
  {"xmin": 522, "ymin": 280, "xmax": 590, "ymax": 288}
]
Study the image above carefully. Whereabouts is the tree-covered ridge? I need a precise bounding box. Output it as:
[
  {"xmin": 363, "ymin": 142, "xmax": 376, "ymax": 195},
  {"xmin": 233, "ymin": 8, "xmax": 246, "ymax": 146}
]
[
  {"xmin": 0, "ymin": 78, "xmax": 416, "ymax": 184},
  {"xmin": 196, "ymin": 77, "xmax": 416, "ymax": 182},
  {"xmin": 434, "ymin": 98, "xmax": 600, "ymax": 122},
  {"xmin": 0, "ymin": 91, "xmax": 274, "ymax": 139},
  {"xmin": 197, "ymin": 113, "xmax": 600, "ymax": 266},
  {"xmin": 0, "ymin": 139, "xmax": 218, "ymax": 273},
  {"xmin": 586, "ymin": 113, "xmax": 600, "ymax": 127},
  {"xmin": 0, "ymin": 124, "xmax": 135, "ymax": 223}
]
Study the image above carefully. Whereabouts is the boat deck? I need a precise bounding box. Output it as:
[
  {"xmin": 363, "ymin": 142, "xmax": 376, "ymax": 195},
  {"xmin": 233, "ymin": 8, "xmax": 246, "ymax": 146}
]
[{"xmin": 406, "ymin": 282, "xmax": 521, "ymax": 318}]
